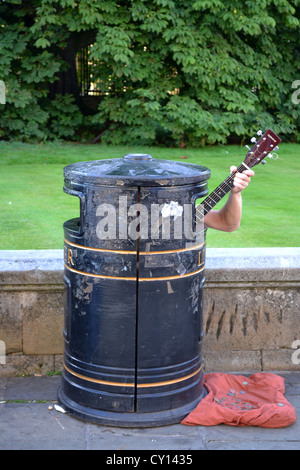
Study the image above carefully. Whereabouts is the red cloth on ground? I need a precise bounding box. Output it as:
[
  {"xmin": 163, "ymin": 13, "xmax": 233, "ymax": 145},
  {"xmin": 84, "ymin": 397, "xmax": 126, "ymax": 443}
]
[{"xmin": 181, "ymin": 372, "xmax": 296, "ymax": 428}]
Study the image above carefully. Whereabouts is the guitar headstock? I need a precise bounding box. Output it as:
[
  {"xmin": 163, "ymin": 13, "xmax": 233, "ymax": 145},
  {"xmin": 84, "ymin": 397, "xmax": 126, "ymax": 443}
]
[{"xmin": 244, "ymin": 129, "xmax": 281, "ymax": 168}]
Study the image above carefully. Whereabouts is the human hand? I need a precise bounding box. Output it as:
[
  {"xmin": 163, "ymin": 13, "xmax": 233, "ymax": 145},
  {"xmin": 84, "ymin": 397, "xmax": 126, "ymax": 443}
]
[{"xmin": 230, "ymin": 166, "xmax": 255, "ymax": 193}]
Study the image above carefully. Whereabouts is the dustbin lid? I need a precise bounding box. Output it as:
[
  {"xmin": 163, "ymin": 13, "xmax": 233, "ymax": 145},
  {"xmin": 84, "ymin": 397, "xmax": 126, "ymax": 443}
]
[{"xmin": 64, "ymin": 154, "xmax": 211, "ymax": 187}]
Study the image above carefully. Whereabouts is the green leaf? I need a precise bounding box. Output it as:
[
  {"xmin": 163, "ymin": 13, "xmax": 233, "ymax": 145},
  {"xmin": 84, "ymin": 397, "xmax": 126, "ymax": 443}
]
[{"xmin": 34, "ymin": 38, "xmax": 51, "ymax": 49}]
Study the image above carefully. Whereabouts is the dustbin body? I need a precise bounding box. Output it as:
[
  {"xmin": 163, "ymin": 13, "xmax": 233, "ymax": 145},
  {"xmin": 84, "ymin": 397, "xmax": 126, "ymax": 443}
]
[{"xmin": 59, "ymin": 154, "xmax": 210, "ymax": 427}]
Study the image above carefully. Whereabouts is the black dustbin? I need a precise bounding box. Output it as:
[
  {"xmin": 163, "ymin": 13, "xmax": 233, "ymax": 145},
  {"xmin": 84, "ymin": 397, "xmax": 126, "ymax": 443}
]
[{"xmin": 58, "ymin": 153, "xmax": 211, "ymax": 427}]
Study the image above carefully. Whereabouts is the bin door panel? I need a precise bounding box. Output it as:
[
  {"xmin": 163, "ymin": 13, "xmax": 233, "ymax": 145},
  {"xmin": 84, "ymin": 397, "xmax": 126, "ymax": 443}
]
[
  {"xmin": 62, "ymin": 274, "xmax": 137, "ymax": 413},
  {"xmin": 62, "ymin": 184, "xmax": 139, "ymax": 413},
  {"xmin": 135, "ymin": 186, "xmax": 205, "ymax": 413},
  {"xmin": 135, "ymin": 275, "xmax": 204, "ymax": 413}
]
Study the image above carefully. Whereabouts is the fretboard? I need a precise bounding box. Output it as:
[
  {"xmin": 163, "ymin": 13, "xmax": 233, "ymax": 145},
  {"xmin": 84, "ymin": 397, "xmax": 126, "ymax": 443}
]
[{"xmin": 197, "ymin": 162, "xmax": 248, "ymax": 220}]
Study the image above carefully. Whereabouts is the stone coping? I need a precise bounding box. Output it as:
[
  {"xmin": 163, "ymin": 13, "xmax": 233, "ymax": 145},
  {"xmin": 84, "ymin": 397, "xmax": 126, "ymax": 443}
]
[{"xmin": 0, "ymin": 247, "xmax": 299, "ymax": 283}]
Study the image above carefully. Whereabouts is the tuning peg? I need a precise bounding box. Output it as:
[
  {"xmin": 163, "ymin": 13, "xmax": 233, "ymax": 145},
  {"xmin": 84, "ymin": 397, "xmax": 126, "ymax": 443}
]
[
  {"xmin": 261, "ymin": 160, "xmax": 266, "ymax": 165},
  {"xmin": 257, "ymin": 130, "xmax": 263, "ymax": 136},
  {"xmin": 245, "ymin": 145, "xmax": 251, "ymax": 150},
  {"xmin": 250, "ymin": 137, "xmax": 257, "ymax": 143},
  {"xmin": 274, "ymin": 146, "xmax": 279, "ymax": 151},
  {"xmin": 267, "ymin": 153, "xmax": 273, "ymax": 158}
]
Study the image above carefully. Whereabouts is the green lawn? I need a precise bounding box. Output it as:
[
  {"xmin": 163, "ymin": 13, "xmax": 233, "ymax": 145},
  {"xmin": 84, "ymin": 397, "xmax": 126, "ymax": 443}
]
[{"xmin": 0, "ymin": 141, "xmax": 299, "ymax": 249}]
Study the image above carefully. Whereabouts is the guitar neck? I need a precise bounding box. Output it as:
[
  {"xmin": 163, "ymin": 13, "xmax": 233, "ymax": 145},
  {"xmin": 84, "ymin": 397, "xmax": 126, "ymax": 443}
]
[
  {"xmin": 194, "ymin": 128, "xmax": 281, "ymax": 223},
  {"xmin": 200, "ymin": 162, "xmax": 249, "ymax": 216}
]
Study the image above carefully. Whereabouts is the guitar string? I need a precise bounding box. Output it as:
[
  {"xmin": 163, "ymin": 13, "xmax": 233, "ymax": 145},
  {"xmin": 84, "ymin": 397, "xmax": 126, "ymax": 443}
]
[
  {"xmin": 195, "ymin": 143, "xmax": 267, "ymax": 222},
  {"xmin": 197, "ymin": 163, "xmax": 245, "ymax": 218}
]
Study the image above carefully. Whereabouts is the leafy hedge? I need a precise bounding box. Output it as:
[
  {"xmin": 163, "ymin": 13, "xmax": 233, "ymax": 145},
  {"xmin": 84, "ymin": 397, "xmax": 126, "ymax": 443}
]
[{"xmin": 0, "ymin": 0, "xmax": 299, "ymax": 145}]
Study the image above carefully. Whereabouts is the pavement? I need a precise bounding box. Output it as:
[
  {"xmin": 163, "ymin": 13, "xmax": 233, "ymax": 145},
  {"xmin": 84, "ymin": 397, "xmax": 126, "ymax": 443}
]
[{"xmin": 0, "ymin": 371, "xmax": 299, "ymax": 451}]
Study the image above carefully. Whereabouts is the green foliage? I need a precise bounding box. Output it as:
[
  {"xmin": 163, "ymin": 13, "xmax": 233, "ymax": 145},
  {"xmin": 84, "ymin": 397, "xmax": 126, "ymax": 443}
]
[
  {"xmin": 45, "ymin": 94, "xmax": 83, "ymax": 139},
  {"xmin": 0, "ymin": 0, "xmax": 299, "ymax": 145}
]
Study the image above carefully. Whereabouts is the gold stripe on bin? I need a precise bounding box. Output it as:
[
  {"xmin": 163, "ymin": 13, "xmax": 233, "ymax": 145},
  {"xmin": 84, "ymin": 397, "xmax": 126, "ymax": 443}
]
[
  {"xmin": 64, "ymin": 238, "xmax": 205, "ymax": 256},
  {"xmin": 64, "ymin": 263, "xmax": 204, "ymax": 281},
  {"xmin": 64, "ymin": 363, "xmax": 135, "ymax": 387},
  {"xmin": 137, "ymin": 366, "xmax": 202, "ymax": 388},
  {"xmin": 64, "ymin": 363, "xmax": 202, "ymax": 388},
  {"xmin": 139, "ymin": 266, "xmax": 204, "ymax": 282},
  {"xmin": 139, "ymin": 241, "xmax": 205, "ymax": 255},
  {"xmin": 64, "ymin": 263, "xmax": 136, "ymax": 281},
  {"xmin": 64, "ymin": 238, "xmax": 137, "ymax": 255}
]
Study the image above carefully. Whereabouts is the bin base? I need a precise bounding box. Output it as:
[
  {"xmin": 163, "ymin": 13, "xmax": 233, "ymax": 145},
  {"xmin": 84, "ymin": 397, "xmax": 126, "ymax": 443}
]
[{"xmin": 58, "ymin": 386, "xmax": 207, "ymax": 428}]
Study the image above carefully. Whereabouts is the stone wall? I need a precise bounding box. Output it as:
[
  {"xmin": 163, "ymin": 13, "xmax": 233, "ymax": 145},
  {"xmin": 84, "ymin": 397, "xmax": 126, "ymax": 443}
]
[
  {"xmin": 203, "ymin": 248, "xmax": 300, "ymax": 372},
  {"xmin": 0, "ymin": 248, "xmax": 299, "ymax": 377}
]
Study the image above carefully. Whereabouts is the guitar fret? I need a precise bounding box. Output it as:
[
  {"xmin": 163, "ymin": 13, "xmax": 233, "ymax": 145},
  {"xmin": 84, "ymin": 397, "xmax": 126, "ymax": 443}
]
[
  {"xmin": 208, "ymin": 194, "xmax": 219, "ymax": 204},
  {"xmin": 203, "ymin": 200, "xmax": 213, "ymax": 210},
  {"xmin": 201, "ymin": 162, "xmax": 248, "ymax": 218},
  {"xmin": 201, "ymin": 166, "xmax": 241, "ymax": 215}
]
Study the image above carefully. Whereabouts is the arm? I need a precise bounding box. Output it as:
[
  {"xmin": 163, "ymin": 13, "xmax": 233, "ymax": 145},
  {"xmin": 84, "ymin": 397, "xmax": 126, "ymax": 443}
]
[{"xmin": 203, "ymin": 166, "xmax": 255, "ymax": 232}]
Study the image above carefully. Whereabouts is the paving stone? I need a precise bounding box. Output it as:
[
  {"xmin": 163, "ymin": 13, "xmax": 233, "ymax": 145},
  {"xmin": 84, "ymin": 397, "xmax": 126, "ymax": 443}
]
[
  {"xmin": 86, "ymin": 423, "xmax": 205, "ymax": 450},
  {"xmin": 4, "ymin": 375, "xmax": 60, "ymax": 401},
  {"xmin": 0, "ymin": 378, "xmax": 7, "ymax": 400},
  {"xmin": 0, "ymin": 374, "xmax": 299, "ymax": 450},
  {"xmin": 0, "ymin": 403, "xmax": 86, "ymax": 450}
]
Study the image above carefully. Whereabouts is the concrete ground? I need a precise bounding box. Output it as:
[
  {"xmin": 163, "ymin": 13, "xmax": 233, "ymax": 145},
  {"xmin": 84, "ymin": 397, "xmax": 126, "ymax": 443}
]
[{"xmin": 0, "ymin": 372, "xmax": 299, "ymax": 451}]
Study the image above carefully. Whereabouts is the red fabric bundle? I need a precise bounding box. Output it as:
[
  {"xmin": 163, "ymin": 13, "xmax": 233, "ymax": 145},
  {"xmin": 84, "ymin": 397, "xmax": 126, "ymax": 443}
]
[{"xmin": 181, "ymin": 372, "xmax": 296, "ymax": 428}]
